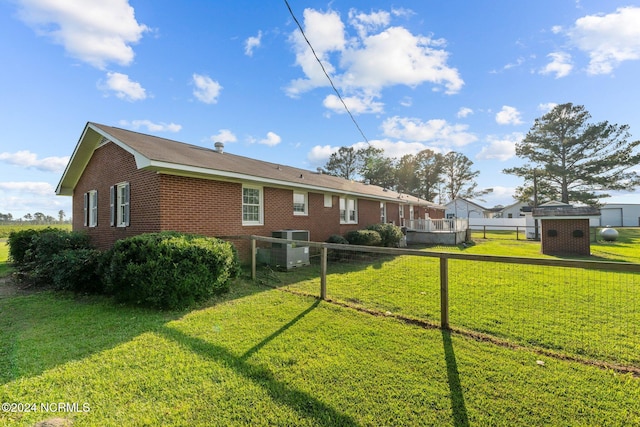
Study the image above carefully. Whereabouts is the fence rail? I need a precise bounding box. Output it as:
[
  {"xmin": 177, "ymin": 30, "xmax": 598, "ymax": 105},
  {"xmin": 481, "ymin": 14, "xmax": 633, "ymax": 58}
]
[{"xmin": 249, "ymin": 235, "xmax": 640, "ymax": 370}]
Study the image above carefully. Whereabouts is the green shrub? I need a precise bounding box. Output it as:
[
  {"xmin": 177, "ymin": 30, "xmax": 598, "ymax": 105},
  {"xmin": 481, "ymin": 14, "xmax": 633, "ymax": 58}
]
[
  {"xmin": 326, "ymin": 234, "xmax": 349, "ymax": 245},
  {"xmin": 8, "ymin": 228, "xmax": 93, "ymax": 287},
  {"xmin": 345, "ymin": 229, "xmax": 382, "ymax": 246},
  {"xmin": 50, "ymin": 248, "xmax": 104, "ymax": 293},
  {"xmin": 366, "ymin": 223, "xmax": 404, "ymax": 247},
  {"xmin": 104, "ymin": 232, "xmax": 241, "ymax": 310},
  {"xmin": 7, "ymin": 228, "xmax": 50, "ymax": 265}
]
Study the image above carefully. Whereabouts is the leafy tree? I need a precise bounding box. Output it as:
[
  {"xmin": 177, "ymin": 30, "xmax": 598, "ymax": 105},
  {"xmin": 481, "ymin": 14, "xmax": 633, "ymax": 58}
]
[
  {"xmin": 415, "ymin": 149, "xmax": 444, "ymax": 202},
  {"xmin": 442, "ymin": 151, "xmax": 491, "ymax": 202},
  {"xmin": 395, "ymin": 154, "xmax": 420, "ymax": 195},
  {"xmin": 324, "ymin": 147, "xmax": 360, "ymax": 180},
  {"xmin": 504, "ymin": 103, "xmax": 640, "ymax": 205},
  {"xmin": 358, "ymin": 146, "xmax": 396, "ymax": 188},
  {"xmin": 508, "ymin": 168, "xmax": 560, "ymax": 205}
]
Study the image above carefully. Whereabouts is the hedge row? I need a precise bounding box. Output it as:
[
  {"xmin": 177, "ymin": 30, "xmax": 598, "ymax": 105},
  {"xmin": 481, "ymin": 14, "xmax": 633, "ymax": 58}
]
[
  {"xmin": 7, "ymin": 229, "xmax": 240, "ymax": 310},
  {"xmin": 328, "ymin": 223, "xmax": 404, "ymax": 247}
]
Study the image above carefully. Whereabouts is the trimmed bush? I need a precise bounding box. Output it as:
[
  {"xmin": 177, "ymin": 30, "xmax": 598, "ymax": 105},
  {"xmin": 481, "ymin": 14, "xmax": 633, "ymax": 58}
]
[
  {"xmin": 50, "ymin": 248, "xmax": 104, "ymax": 293},
  {"xmin": 103, "ymin": 232, "xmax": 241, "ymax": 310},
  {"xmin": 345, "ymin": 229, "xmax": 382, "ymax": 246},
  {"xmin": 8, "ymin": 228, "xmax": 93, "ymax": 287},
  {"xmin": 366, "ymin": 223, "xmax": 404, "ymax": 247},
  {"xmin": 326, "ymin": 234, "xmax": 349, "ymax": 245}
]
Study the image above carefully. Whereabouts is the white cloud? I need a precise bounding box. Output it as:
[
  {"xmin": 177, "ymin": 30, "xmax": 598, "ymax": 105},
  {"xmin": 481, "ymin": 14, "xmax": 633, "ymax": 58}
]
[
  {"xmin": 307, "ymin": 145, "xmax": 337, "ymax": 165},
  {"xmin": 15, "ymin": 0, "xmax": 148, "ymax": 69},
  {"xmin": 0, "ymin": 181, "xmax": 54, "ymax": 196},
  {"xmin": 476, "ymin": 133, "xmax": 522, "ymax": 161},
  {"xmin": 0, "ymin": 150, "xmax": 69, "ymax": 173},
  {"xmin": 286, "ymin": 9, "xmax": 346, "ymax": 97},
  {"xmin": 348, "ymin": 9, "xmax": 390, "ymax": 38},
  {"xmin": 244, "ymin": 31, "xmax": 262, "ymax": 56},
  {"xmin": 210, "ymin": 129, "xmax": 237, "ymax": 144},
  {"xmin": 340, "ymin": 26, "xmax": 463, "ymax": 94},
  {"xmin": 258, "ymin": 132, "xmax": 281, "ymax": 146},
  {"xmin": 381, "ymin": 116, "xmax": 477, "ymax": 147},
  {"xmin": 102, "ymin": 72, "xmax": 146, "ymax": 101},
  {"xmin": 568, "ymin": 6, "xmax": 640, "ymax": 75},
  {"xmin": 192, "ymin": 73, "xmax": 222, "ymax": 104},
  {"xmin": 286, "ymin": 7, "xmax": 463, "ymax": 106},
  {"xmin": 119, "ymin": 120, "xmax": 181, "ymax": 132},
  {"xmin": 540, "ymin": 52, "xmax": 573, "ymax": 78},
  {"xmin": 538, "ymin": 102, "xmax": 558, "ymax": 113},
  {"xmin": 457, "ymin": 107, "xmax": 473, "ymax": 118},
  {"xmin": 322, "ymin": 94, "xmax": 384, "ymax": 115},
  {"xmin": 495, "ymin": 106, "xmax": 523, "ymax": 125}
]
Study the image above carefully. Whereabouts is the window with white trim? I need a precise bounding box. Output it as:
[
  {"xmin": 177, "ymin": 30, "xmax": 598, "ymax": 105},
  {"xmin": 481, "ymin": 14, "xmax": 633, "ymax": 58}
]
[
  {"xmin": 84, "ymin": 190, "xmax": 98, "ymax": 227},
  {"xmin": 293, "ymin": 191, "xmax": 308, "ymax": 215},
  {"xmin": 339, "ymin": 196, "xmax": 357, "ymax": 224},
  {"xmin": 110, "ymin": 182, "xmax": 130, "ymax": 227},
  {"xmin": 380, "ymin": 202, "xmax": 387, "ymax": 223},
  {"xmin": 242, "ymin": 185, "xmax": 263, "ymax": 225}
]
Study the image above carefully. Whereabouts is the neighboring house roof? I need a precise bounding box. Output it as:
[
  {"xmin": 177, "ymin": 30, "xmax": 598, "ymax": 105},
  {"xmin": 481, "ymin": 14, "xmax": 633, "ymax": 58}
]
[
  {"xmin": 56, "ymin": 122, "xmax": 442, "ymax": 208},
  {"xmin": 445, "ymin": 197, "xmax": 487, "ymax": 211}
]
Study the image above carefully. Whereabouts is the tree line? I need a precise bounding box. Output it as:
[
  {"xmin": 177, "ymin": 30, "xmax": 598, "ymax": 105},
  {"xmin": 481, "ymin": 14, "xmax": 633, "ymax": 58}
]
[
  {"xmin": 0, "ymin": 210, "xmax": 69, "ymax": 224},
  {"xmin": 323, "ymin": 147, "xmax": 492, "ymax": 204},
  {"xmin": 324, "ymin": 103, "xmax": 640, "ymax": 207}
]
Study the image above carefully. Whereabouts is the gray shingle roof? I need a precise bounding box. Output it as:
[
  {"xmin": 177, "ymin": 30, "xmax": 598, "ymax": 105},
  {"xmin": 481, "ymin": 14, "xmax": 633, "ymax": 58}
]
[
  {"xmin": 532, "ymin": 206, "xmax": 600, "ymax": 218},
  {"xmin": 58, "ymin": 122, "xmax": 441, "ymax": 209}
]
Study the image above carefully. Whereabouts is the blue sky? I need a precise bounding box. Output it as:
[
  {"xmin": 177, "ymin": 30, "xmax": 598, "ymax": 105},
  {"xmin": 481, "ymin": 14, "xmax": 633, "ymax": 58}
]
[{"xmin": 1, "ymin": 0, "xmax": 640, "ymax": 219}]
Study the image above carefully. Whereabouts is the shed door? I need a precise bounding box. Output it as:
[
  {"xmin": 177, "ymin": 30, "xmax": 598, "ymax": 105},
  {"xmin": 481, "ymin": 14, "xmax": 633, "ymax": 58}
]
[{"xmin": 600, "ymin": 208, "xmax": 622, "ymax": 227}]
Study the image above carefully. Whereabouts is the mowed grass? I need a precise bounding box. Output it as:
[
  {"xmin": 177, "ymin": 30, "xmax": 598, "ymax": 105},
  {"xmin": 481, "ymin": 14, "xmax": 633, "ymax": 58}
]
[
  {"xmin": 1, "ymin": 231, "xmax": 640, "ymax": 425},
  {"xmin": 1, "ymin": 282, "xmax": 639, "ymax": 426},
  {"xmin": 0, "ymin": 223, "xmax": 71, "ymax": 239},
  {"xmin": 266, "ymin": 228, "xmax": 640, "ymax": 366}
]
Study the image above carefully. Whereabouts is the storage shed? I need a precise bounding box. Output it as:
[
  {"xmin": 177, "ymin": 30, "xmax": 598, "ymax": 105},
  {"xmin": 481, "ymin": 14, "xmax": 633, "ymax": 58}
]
[{"xmin": 532, "ymin": 205, "xmax": 600, "ymax": 256}]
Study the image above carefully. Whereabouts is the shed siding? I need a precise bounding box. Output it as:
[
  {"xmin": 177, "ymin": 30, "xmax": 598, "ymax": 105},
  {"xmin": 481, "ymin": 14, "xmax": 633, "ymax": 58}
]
[{"xmin": 540, "ymin": 218, "xmax": 591, "ymax": 256}]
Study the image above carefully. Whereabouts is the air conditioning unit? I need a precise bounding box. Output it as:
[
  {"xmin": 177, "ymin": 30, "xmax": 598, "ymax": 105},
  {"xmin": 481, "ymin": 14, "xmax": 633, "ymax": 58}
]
[{"xmin": 270, "ymin": 230, "xmax": 310, "ymax": 269}]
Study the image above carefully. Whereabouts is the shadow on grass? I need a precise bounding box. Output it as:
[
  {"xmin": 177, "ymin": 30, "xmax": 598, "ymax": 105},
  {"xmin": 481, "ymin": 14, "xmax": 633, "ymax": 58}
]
[
  {"xmin": 0, "ymin": 276, "xmax": 270, "ymax": 385},
  {"xmin": 159, "ymin": 299, "xmax": 358, "ymax": 427},
  {"xmin": 442, "ymin": 330, "xmax": 469, "ymax": 427}
]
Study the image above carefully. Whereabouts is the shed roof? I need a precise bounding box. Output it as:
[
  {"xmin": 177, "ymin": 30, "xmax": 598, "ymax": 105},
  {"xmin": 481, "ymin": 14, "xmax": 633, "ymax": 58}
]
[
  {"xmin": 532, "ymin": 206, "xmax": 600, "ymax": 219},
  {"xmin": 56, "ymin": 122, "xmax": 442, "ymax": 209}
]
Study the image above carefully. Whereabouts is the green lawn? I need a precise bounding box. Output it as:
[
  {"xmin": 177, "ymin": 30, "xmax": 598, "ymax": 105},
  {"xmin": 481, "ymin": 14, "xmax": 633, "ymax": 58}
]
[
  {"xmin": 1, "ymin": 283, "xmax": 639, "ymax": 426},
  {"xmin": 1, "ymin": 230, "xmax": 639, "ymax": 425},
  {"xmin": 263, "ymin": 228, "xmax": 640, "ymax": 367}
]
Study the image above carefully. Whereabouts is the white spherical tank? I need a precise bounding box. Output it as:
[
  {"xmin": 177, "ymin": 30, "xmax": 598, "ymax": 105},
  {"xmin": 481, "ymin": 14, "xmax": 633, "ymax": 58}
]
[{"xmin": 599, "ymin": 227, "xmax": 619, "ymax": 242}]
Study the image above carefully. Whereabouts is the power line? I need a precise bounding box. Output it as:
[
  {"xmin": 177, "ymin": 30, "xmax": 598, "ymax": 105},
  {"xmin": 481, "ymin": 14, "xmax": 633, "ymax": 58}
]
[{"xmin": 283, "ymin": 0, "xmax": 370, "ymax": 144}]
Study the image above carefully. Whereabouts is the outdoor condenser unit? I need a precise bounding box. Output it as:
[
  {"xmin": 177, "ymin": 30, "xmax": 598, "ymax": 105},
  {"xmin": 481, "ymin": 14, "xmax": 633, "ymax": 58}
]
[{"xmin": 270, "ymin": 229, "xmax": 310, "ymax": 269}]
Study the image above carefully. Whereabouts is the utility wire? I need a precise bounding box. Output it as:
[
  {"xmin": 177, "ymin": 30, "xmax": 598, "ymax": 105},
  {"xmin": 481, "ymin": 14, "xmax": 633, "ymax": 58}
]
[{"xmin": 283, "ymin": 0, "xmax": 370, "ymax": 144}]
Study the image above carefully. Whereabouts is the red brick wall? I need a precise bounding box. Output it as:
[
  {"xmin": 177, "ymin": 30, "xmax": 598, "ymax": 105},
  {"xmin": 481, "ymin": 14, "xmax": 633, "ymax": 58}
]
[
  {"xmin": 73, "ymin": 142, "xmax": 161, "ymax": 250},
  {"xmin": 72, "ymin": 142, "xmax": 445, "ymax": 259},
  {"xmin": 540, "ymin": 218, "xmax": 591, "ymax": 256}
]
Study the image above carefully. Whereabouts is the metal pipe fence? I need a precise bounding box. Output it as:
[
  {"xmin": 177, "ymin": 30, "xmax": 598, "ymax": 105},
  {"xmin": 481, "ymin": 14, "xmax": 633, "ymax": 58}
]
[{"xmin": 249, "ymin": 235, "xmax": 640, "ymax": 370}]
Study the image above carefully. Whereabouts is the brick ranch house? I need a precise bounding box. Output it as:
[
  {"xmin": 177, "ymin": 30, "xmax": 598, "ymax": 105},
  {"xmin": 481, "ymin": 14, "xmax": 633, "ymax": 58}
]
[{"xmin": 56, "ymin": 122, "xmax": 444, "ymax": 260}]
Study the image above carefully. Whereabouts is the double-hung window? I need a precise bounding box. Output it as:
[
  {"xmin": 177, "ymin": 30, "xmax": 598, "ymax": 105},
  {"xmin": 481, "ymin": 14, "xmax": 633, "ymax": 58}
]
[
  {"xmin": 293, "ymin": 191, "xmax": 308, "ymax": 216},
  {"xmin": 110, "ymin": 182, "xmax": 130, "ymax": 227},
  {"xmin": 242, "ymin": 185, "xmax": 263, "ymax": 225},
  {"xmin": 84, "ymin": 190, "xmax": 98, "ymax": 227},
  {"xmin": 339, "ymin": 196, "xmax": 357, "ymax": 224},
  {"xmin": 380, "ymin": 202, "xmax": 387, "ymax": 223}
]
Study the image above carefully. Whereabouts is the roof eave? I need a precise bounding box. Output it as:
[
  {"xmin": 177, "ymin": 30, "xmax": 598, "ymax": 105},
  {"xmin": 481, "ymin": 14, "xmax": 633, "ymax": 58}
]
[{"xmin": 56, "ymin": 122, "xmax": 151, "ymax": 196}]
